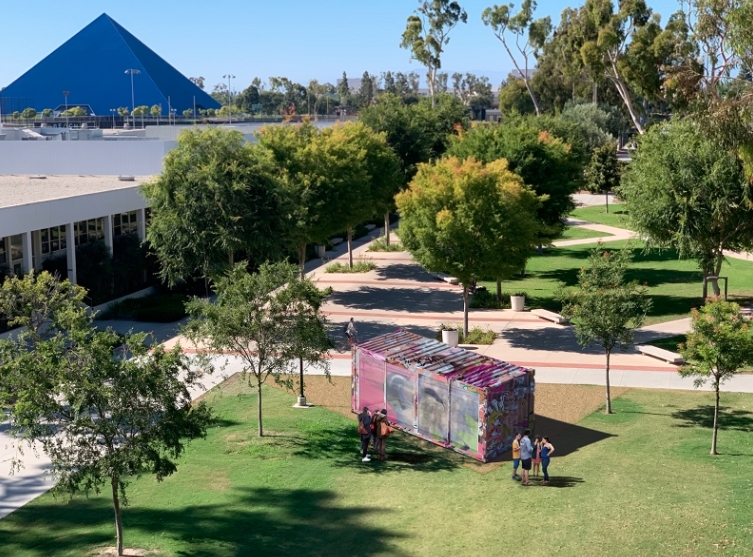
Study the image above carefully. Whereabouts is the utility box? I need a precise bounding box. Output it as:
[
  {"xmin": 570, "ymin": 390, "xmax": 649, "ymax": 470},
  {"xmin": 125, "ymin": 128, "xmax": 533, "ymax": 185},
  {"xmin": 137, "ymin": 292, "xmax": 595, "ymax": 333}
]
[{"xmin": 352, "ymin": 329, "xmax": 535, "ymax": 462}]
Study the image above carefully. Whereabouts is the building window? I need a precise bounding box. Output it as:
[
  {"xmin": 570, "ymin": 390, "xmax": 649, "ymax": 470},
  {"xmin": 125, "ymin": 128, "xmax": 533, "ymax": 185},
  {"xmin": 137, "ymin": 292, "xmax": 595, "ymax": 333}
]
[
  {"xmin": 113, "ymin": 211, "xmax": 138, "ymax": 237},
  {"xmin": 10, "ymin": 235, "xmax": 23, "ymax": 262},
  {"xmin": 75, "ymin": 218, "xmax": 104, "ymax": 245},
  {"xmin": 0, "ymin": 238, "xmax": 6, "ymax": 265},
  {"xmin": 40, "ymin": 225, "xmax": 67, "ymax": 255}
]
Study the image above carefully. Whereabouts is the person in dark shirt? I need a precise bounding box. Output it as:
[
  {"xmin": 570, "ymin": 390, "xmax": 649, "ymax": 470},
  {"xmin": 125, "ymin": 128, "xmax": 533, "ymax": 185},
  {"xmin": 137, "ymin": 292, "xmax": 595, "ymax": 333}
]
[{"xmin": 358, "ymin": 407, "xmax": 372, "ymax": 462}]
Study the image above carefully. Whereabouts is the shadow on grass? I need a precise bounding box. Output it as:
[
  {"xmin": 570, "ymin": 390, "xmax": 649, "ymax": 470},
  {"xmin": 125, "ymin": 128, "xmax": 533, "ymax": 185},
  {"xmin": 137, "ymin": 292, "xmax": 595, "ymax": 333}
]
[
  {"xmin": 292, "ymin": 422, "xmax": 459, "ymax": 474},
  {"xmin": 540, "ymin": 476, "xmax": 585, "ymax": 488},
  {"xmin": 0, "ymin": 487, "xmax": 407, "ymax": 557},
  {"xmin": 671, "ymin": 406, "xmax": 753, "ymax": 432},
  {"xmin": 535, "ymin": 416, "xmax": 616, "ymax": 458}
]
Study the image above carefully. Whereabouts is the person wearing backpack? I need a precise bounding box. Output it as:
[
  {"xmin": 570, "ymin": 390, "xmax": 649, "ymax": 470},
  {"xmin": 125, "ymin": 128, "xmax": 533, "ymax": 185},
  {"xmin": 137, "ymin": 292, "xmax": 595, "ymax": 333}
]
[
  {"xmin": 373, "ymin": 409, "xmax": 393, "ymax": 460},
  {"xmin": 358, "ymin": 407, "xmax": 372, "ymax": 462}
]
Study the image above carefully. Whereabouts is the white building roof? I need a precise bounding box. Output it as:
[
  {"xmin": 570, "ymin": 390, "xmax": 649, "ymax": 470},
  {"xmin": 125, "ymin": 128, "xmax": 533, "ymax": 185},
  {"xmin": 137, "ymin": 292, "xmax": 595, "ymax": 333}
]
[{"xmin": 0, "ymin": 175, "xmax": 152, "ymax": 210}]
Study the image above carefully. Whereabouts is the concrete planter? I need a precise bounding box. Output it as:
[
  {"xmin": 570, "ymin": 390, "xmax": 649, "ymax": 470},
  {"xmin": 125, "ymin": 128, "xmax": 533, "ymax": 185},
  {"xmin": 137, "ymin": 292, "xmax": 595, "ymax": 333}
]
[
  {"xmin": 441, "ymin": 329, "xmax": 459, "ymax": 347},
  {"xmin": 510, "ymin": 295, "xmax": 526, "ymax": 312}
]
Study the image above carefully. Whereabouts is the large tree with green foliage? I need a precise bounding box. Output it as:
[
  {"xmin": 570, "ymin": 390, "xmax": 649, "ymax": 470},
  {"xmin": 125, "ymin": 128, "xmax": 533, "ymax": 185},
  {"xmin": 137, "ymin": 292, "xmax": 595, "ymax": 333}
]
[
  {"xmin": 396, "ymin": 157, "xmax": 540, "ymax": 333},
  {"xmin": 558, "ymin": 247, "xmax": 651, "ymax": 414},
  {"xmin": 482, "ymin": 0, "xmax": 551, "ymax": 115},
  {"xmin": 620, "ymin": 118, "xmax": 753, "ymax": 297},
  {"xmin": 584, "ymin": 141, "xmax": 620, "ymax": 209},
  {"xmin": 679, "ymin": 299, "xmax": 753, "ymax": 455},
  {"xmin": 0, "ymin": 272, "xmax": 211, "ymax": 557},
  {"xmin": 143, "ymin": 127, "xmax": 284, "ymax": 287},
  {"xmin": 184, "ymin": 262, "xmax": 330, "ymax": 436},
  {"xmin": 360, "ymin": 93, "xmax": 468, "ymax": 243},
  {"xmin": 400, "ymin": 0, "xmax": 468, "ymax": 107},
  {"xmin": 447, "ymin": 116, "xmax": 582, "ymax": 242}
]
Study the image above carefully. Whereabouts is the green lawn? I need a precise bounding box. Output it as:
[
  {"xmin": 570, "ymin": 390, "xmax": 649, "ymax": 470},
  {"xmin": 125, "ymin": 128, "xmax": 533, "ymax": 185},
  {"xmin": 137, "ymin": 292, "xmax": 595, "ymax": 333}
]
[
  {"xmin": 558, "ymin": 225, "xmax": 612, "ymax": 241},
  {"xmin": 482, "ymin": 240, "xmax": 753, "ymax": 325},
  {"xmin": 571, "ymin": 204, "xmax": 632, "ymax": 230},
  {"xmin": 648, "ymin": 334, "xmax": 687, "ymax": 352},
  {"xmin": 1, "ymin": 382, "xmax": 752, "ymax": 557}
]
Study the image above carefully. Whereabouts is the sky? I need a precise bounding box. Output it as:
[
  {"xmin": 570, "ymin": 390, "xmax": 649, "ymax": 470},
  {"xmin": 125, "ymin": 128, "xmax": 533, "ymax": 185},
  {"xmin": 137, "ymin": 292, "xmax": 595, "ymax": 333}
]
[{"xmin": 0, "ymin": 0, "xmax": 682, "ymax": 92}]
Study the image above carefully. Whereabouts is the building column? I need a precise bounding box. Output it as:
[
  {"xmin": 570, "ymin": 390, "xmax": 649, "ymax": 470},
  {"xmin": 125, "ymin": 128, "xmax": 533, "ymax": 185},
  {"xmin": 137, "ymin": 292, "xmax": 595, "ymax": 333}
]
[
  {"xmin": 22, "ymin": 232, "xmax": 33, "ymax": 275},
  {"xmin": 32, "ymin": 230, "xmax": 43, "ymax": 272},
  {"xmin": 103, "ymin": 215, "xmax": 113, "ymax": 253},
  {"xmin": 66, "ymin": 223, "xmax": 77, "ymax": 285},
  {"xmin": 137, "ymin": 208, "xmax": 146, "ymax": 242}
]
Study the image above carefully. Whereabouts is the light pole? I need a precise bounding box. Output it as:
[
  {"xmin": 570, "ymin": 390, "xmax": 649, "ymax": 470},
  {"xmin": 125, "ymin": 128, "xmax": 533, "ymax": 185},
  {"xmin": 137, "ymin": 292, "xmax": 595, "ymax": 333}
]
[
  {"xmin": 63, "ymin": 91, "xmax": 70, "ymax": 128},
  {"xmin": 223, "ymin": 74, "xmax": 235, "ymax": 124},
  {"xmin": 124, "ymin": 69, "xmax": 141, "ymax": 128},
  {"xmin": 110, "ymin": 108, "xmax": 116, "ymax": 128}
]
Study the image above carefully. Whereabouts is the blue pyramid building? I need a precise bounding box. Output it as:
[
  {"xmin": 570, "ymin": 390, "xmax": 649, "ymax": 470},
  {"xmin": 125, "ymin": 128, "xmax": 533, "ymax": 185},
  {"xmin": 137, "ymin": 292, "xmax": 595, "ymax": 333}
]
[{"xmin": 0, "ymin": 13, "xmax": 220, "ymax": 116}]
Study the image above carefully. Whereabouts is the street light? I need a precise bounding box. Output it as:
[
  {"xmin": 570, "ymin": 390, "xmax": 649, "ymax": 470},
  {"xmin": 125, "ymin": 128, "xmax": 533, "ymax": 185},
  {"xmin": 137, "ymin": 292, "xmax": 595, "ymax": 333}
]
[
  {"xmin": 110, "ymin": 108, "xmax": 117, "ymax": 129},
  {"xmin": 223, "ymin": 74, "xmax": 235, "ymax": 124},
  {"xmin": 63, "ymin": 91, "xmax": 70, "ymax": 128},
  {"xmin": 124, "ymin": 69, "xmax": 141, "ymax": 128}
]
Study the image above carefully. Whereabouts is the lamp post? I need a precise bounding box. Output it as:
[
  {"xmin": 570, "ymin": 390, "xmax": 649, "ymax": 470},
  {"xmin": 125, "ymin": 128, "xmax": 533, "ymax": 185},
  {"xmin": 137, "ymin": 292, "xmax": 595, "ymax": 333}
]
[
  {"xmin": 110, "ymin": 108, "xmax": 117, "ymax": 129},
  {"xmin": 223, "ymin": 74, "xmax": 235, "ymax": 124},
  {"xmin": 124, "ymin": 69, "xmax": 141, "ymax": 128},
  {"xmin": 63, "ymin": 91, "xmax": 70, "ymax": 128}
]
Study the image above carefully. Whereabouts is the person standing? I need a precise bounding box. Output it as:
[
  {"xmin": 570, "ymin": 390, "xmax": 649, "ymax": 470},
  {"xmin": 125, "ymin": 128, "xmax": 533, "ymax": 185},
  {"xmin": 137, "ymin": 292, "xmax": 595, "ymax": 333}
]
[
  {"xmin": 373, "ymin": 409, "xmax": 391, "ymax": 460},
  {"xmin": 358, "ymin": 406, "xmax": 372, "ymax": 462},
  {"xmin": 520, "ymin": 429, "xmax": 533, "ymax": 486},
  {"xmin": 540, "ymin": 436, "xmax": 555, "ymax": 485},
  {"xmin": 511, "ymin": 432, "xmax": 522, "ymax": 481},
  {"xmin": 346, "ymin": 318, "xmax": 358, "ymax": 346},
  {"xmin": 532, "ymin": 435, "xmax": 542, "ymax": 477}
]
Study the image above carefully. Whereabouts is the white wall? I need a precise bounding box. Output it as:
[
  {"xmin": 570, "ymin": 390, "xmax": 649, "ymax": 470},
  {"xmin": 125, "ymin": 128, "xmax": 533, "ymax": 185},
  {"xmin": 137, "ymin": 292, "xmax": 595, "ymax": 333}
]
[
  {"xmin": 0, "ymin": 141, "xmax": 174, "ymax": 175},
  {"xmin": 0, "ymin": 187, "xmax": 148, "ymax": 238}
]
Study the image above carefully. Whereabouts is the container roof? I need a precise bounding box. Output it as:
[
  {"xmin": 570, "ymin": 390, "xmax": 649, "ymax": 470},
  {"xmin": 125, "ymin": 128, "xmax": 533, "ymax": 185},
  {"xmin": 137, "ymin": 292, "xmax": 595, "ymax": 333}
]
[{"xmin": 357, "ymin": 329, "xmax": 531, "ymax": 389}]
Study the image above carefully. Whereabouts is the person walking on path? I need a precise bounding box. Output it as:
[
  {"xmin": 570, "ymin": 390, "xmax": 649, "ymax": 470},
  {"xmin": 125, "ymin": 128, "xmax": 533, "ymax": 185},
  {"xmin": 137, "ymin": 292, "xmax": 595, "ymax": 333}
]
[
  {"xmin": 520, "ymin": 429, "xmax": 533, "ymax": 486},
  {"xmin": 511, "ymin": 432, "xmax": 522, "ymax": 480},
  {"xmin": 540, "ymin": 436, "xmax": 555, "ymax": 485},
  {"xmin": 373, "ymin": 409, "xmax": 392, "ymax": 460},
  {"xmin": 532, "ymin": 436, "xmax": 542, "ymax": 477},
  {"xmin": 358, "ymin": 407, "xmax": 372, "ymax": 462},
  {"xmin": 345, "ymin": 318, "xmax": 358, "ymax": 346}
]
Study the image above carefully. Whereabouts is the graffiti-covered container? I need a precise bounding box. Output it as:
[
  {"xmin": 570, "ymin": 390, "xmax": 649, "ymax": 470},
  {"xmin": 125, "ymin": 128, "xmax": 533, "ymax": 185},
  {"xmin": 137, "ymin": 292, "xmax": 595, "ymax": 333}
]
[{"xmin": 351, "ymin": 329, "xmax": 535, "ymax": 462}]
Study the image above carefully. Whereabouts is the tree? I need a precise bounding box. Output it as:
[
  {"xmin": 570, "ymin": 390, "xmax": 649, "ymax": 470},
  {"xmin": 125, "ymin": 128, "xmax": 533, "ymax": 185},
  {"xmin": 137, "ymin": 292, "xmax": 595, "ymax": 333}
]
[
  {"xmin": 184, "ymin": 262, "xmax": 330, "ymax": 436},
  {"xmin": 451, "ymin": 72, "xmax": 494, "ymax": 108},
  {"xmin": 359, "ymin": 71, "xmax": 376, "ymax": 107},
  {"xmin": 236, "ymin": 84, "xmax": 260, "ymax": 113},
  {"xmin": 360, "ymin": 93, "xmax": 469, "ymax": 243},
  {"xmin": 182, "ymin": 108, "xmax": 194, "ymax": 118},
  {"xmin": 0, "ymin": 272, "xmax": 211, "ymax": 557},
  {"xmin": 400, "ymin": 0, "xmax": 468, "ymax": 107},
  {"xmin": 143, "ymin": 127, "xmax": 284, "ymax": 287},
  {"xmin": 679, "ymin": 299, "xmax": 753, "ymax": 455},
  {"xmin": 117, "ymin": 107, "xmax": 129, "ymax": 117},
  {"xmin": 21, "ymin": 107, "xmax": 37, "ymax": 123},
  {"xmin": 42, "ymin": 108, "xmax": 53, "ymax": 118},
  {"xmin": 558, "ymin": 247, "xmax": 651, "ymax": 413},
  {"xmin": 497, "ymin": 74, "xmax": 536, "ymax": 115},
  {"xmin": 150, "ymin": 104, "xmax": 162, "ymax": 120},
  {"xmin": 70, "ymin": 106, "xmax": 86, "ymax": 117},
  {"xmin": 559, "ymin": 102, "xmax": 620, "ymax": 152},
  {"xmin": 132, "ymin": 105, "xmax": 149, "ymax": 127},
  {"xmin": 584, "ymin": 141, "xmax": 620, "ymax": 209},
  {"xmin": 257, "ymin": 121, "xmax": 344, "ymax": 275},
  {"xmin": 189, "ymin": 76, "xmax": 205, "ymax": 89},
  {"xmin": 447, "ymin": 116, "xmax": 582, "ymax": 243},
  {"xmin": 11, "ymin": 111, "xmax": 20, "ymax": 120},
  {"xmin": 620, "ymin": 118, "xmax": 753, "ymax": 297},
  {"xmin": 396, "ymin": 157, "xmax": 540, "ymax": 334},
  {"xmin": 482, "ymin": 0, "xmax": 551, "ymax": 115},
  {"xmin": 338, "ymin": 71, "xmax": 350, "ymax": 107}
]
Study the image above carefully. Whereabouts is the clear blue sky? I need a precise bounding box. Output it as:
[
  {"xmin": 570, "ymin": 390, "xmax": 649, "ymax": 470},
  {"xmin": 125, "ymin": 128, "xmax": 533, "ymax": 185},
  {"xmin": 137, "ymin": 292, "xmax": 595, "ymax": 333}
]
[{"xmin": 1, "ymin": 0, "xmax": 682, "ymax": 92}]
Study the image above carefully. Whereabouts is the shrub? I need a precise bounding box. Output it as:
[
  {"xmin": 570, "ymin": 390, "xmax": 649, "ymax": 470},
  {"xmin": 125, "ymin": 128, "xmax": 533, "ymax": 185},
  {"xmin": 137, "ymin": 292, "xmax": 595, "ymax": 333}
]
[
  {"xmin": 435, "ymin": 324, "xmax": 496, "ymax": 344},
  {"xmin": 76, "ymin": 240, "xmax": 114, "ymax": 305},
  {"xmin": 325, "ymin": 260, "xmax": 377, "ymax": 273},
  {"xmin": 367, "ymin": 236, "xmax": 404, "ymax": 252},
  {"xmin": 99, "ymin": 293, "xmax": 188, "ymax": 322},
  {"xmin": 41, "ymin": 254, "xmax": 68, "ymax": 280},
  {"xmin": 470, "ymin": 289, "xmax": 509, "ymax": 309}
]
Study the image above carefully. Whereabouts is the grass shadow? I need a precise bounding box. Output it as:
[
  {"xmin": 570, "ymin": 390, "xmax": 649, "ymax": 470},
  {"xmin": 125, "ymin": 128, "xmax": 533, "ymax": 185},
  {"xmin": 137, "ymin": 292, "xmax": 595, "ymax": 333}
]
[
  {"xmin": 671, "ymin": 406, "xmax": 753, "ymax": 432},
  {"xmin": 535, "ymin": 416, "xmax": 616, "ymax": 458},
  {"xmin": 328, "ymin": 286, "xmax": 461, "ymax": 314}
]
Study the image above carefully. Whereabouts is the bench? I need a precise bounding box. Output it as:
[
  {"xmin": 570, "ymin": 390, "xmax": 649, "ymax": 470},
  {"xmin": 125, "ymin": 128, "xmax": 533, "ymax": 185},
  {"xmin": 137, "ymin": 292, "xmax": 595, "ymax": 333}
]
[
  {"xmin": 636, "ymin": 345, "xmax": 684, "ymax": 365},
  {"xmin": 531, "ymin": 309, "xmax": 568, "ymax": 325}
]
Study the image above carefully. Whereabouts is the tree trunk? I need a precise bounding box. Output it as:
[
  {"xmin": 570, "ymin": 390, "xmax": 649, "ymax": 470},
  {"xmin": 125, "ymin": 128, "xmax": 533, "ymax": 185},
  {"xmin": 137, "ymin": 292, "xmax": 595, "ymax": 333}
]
[
  {"xmin": 384, "ymin": 212, "xmax": 391, "ymax": 246},
  {"xmin": 711, "ymin": 379, "xmax": 720, "ymax": 455},
  {"xmin": 111, "ymin": 477, "xmax": 124, "ymax": 556},
  {"xmin": 347, "ymin": 229, "xmax": 354, "ymax": 269},
  {"xmin": 257, "ymin": 380, "xmax": 264, "ymax": 437},
  {"xmin": 228, "ymin": 251, "xmax": 234, "ymax": 266},
  {"xmin": 605, "ymin": 349, "xmax": 613, "ymax": 414},
  {"xmin": 299, "ymin": 356, "xmax": 305, "ymax": 398},
  {"xmin": 298, "ymin": 244, "xmax": 306, "ymax": 280},
  {"xmin": 608, "ymin": 63, "xmax": 645, "ymax": 135},
  {"xmin": 605, "ymin": 190, "xmax": 609, "ymax": 213},
  {"xmin": 462, "ymin": 285, "xmax": 469, "ymax": 341},
  {"xmin": 496, "ymin": 279, "xmax": 502, "ymax": 304}
]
